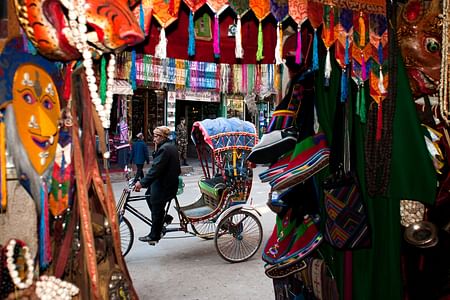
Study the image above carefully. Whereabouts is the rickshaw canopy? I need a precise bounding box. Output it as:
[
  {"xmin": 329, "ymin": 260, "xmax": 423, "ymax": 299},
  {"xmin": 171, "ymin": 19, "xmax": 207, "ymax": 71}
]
[{"xmin": 191, "ymin": 117, "xmax": 258, "ymax": 152}]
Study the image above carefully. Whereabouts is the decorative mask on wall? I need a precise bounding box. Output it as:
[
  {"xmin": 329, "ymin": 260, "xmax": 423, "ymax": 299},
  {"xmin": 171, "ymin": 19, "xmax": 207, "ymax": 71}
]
[
  {"xmin": 12, "ymin": 64, "xmax": 61, "ymax": 174},
  {"xmin": 0, "ymin": 38, "xmax": 62, "ymax": 175},
  {"xmin": 13, "ymin": 0, "xmax": 145, "ymax": 61},
  {"xmin": 397, "ymin": 0, "xmax": 442, "ymax": 98}
]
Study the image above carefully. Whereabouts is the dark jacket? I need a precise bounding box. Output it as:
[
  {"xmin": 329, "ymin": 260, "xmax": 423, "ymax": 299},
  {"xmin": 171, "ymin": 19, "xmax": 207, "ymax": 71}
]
[
  {"xmin": 140, "ymin": 140, "xmax": 181, "ymax": 203},
  {"xmin": 129, "ymin": 140, "xmax": 150, "ymax": 165}
]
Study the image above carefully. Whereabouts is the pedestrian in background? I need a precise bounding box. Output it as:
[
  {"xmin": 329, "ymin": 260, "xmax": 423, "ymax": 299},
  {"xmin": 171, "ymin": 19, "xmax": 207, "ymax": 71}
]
[
  {"xmin": 176, "ymin": 117, "xmax": 189, "ymax": 166},
  {"xmin": 130, "ymin": 132, "xmax": 149, "ymax": 182}
]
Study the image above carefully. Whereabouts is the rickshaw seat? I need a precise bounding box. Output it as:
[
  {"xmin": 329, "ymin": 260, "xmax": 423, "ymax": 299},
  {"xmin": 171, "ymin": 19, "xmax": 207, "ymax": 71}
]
[{"xmin": 198, "ymin": 176, "xmax": 227, "ymax": 202}]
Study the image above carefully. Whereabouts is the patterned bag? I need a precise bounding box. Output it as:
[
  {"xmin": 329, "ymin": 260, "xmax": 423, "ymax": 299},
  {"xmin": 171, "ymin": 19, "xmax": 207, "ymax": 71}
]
[{"xmin": 323, "ymin": 169, "xmax": 371, "ymax": 249}]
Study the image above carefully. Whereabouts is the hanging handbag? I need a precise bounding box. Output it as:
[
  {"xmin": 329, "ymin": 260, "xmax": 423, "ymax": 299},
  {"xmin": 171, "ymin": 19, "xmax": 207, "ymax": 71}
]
[{"xmin": 322, "ymin": 102, "xmax": 371, "ymax": 249}]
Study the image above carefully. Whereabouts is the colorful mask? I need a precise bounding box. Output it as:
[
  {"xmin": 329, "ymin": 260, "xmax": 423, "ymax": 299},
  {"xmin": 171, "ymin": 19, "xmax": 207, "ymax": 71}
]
[
  {"xmin": 14, "ymin": 0, "xmax": 145, "ymax": 61},
  {"xmin": 12, "ymin": 64, "xmax": 61, "ymax": 175},
  {"xmin": 397, "ymin": 0, "xmax": 442, "ymax": 98}
]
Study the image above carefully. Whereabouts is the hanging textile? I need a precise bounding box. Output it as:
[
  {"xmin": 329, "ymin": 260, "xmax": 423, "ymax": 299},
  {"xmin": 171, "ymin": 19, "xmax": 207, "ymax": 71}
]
[
  {"xmin": 206, "ymin": 0, "xmax": 229, "ymax": 58},
  {"xmin": 288, "ymin": 0, "xmax": 309, "ymax": 64},
  {"xmin": 249, "ymin": 0, "xmax": 270, "ymax": 61},
  {"xmin": 334, "ymin": 8, "xmax": 353, "ymax": 103},
  {"xmin": 270, "ymin": 0, "xmax": 289, "ymax": 65},
  {"xmin": 351, "ymin": 11, "xmax": 371, "ymax": 122},
  {"xmin": 229, "ymin": 0, "xmax": 250, "ymax": 59},
  {"xmin": 322, "ymin": 5, "xmax": 339, "ymax": 86},
  {"xmin": 307, "ymin": 1, "xmax": 324, "ymax": 71},
  {"xmin": 132, "ymin": 0, "xmax": 153, "ymax": 36},
  {"xmin": 152, "ymin": 0, "xmax": 182, "ymax": 58},
  {"xmin": 184, "ymin": 0, "xmax": 207, "ymax": 56}
]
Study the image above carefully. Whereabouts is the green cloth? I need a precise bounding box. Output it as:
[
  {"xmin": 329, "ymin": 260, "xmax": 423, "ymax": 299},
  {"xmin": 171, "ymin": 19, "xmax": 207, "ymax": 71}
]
[{"xmin": 315, "ymin": 52, "xmax": 437, "ymax": 300}]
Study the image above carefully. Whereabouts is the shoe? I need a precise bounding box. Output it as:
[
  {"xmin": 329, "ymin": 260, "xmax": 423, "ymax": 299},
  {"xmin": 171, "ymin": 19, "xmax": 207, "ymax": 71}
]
[
  {"xmin": 164, "ymin": 214, "xmax": 174, "ymax": 226},
  {"xmin": 138, "ymin": 235, "xmax": 159, "ymax": 245}
]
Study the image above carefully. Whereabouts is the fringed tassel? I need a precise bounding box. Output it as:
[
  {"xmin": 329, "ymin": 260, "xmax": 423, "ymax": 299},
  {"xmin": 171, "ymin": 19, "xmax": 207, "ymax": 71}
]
[
  {"xmin": 356, "ymin": 85, "xmax": 361, "ymax": 118},
  {"xmin": 379, "ymin": 67, "xmax": 386, "ymax": 94},
  {"xmin": 100, "ymin": 56, "xmax": 107, "ymax": 105},
  {"xmin": 155, "ymin": 27, "xmax": 167, "ymax": 59},
  {"xmin": 139, "ymin": 3, "xmax": 145, "ymax": 32},
  {"xmin": 130, "ymin": 50, "xmax": 137, "ymax": 90},
  {"xmin": 0, "ymin": 112, "xmax": 6, "ymax": 211},
  {"xmin": 274, "ymin": 22, "xmax": 283, "ymax": 65},
  {"xmin": 213, "ymin": 14, "xmax": 220, "ymax": 58},
  {"xmin": 359, "ymin": 12, "xmax": 365, "ymax": 47},
  {"xmin": 360, "ymin": 84, "xmax": 366, "ymax": 123},
  {"xmin": 341, "ymin": 69, "xmax": 348, "ymax": 102},
  {"xmin": 362, "ymin": 54, "xmax": 367, "ymax": 81},
  {"xmin": 256, "ymin": 21, "xmax": 264, "ymax": 61},
  {"xmin": 324, "ymin": 48, "xmax": 331, "ymax": 86},
  {"xmin": 235, "ymin": 16, "xmax": 244, "ymax": 59},
  {"xmin": 376, "ymin": 101, "xmax": 383, "ymax": 140},
  {"xmin": 188, "ymin": 11, "xmax": 196, "ymax": 56},
  {"xmin": 313, "ymin": 29, "xmax": 319, "ymax": 71},
  {"xmin": 295, "ymin": 24, "xmax": 302, "ymax": 64},
  {"xmin": 39, "ymin": 182, "xmax": 52, "ymax": 269}
]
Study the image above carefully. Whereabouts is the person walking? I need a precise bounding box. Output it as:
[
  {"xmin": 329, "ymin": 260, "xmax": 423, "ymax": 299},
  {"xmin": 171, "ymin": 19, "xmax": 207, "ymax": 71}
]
[
  {"xmin": 134, "ymin": 126, "xmax": 181, "ymax": 245},
  {"xmin": 176, "ymin": 117, "xmax": 189, "ymax": 166},
  {"xmin": 129, "ymin": 132, "xmax": 150, "ymax": 182}
]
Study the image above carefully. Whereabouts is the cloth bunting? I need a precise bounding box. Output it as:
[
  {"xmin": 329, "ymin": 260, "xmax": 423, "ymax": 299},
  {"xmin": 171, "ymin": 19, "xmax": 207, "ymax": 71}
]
[
  {"xmin": 249, "ymin": 0, "xmax": 270, "ymax": 61},
  {"xmin": 270, "ymin": 0, "xmax": 289, "ymax": 65},
  {"xmin": 334, "ymin": 8, "xmax": 353, "ymax": 102},
  {"xmin": 132, "ymin": 0, "xmax": 153, "ymax": 35},
  {"xmin": 206, "ymin": 0, "xmax": 229, "ymax": 58},
  {"xmin": 307, "ymin": 2, "xmax": 323, "ymax": 71},
  {"xmin": 152, "ymin": 0, "xmax": 182, "ymax": 58},
  {"xmin": 322, "ymin": 5, "xmax": 339, "ymax": 86},
  {"xmin": 369, "ymin": 13, "xmax": 388, "ymax": 140},
  {"xmin": 351, "ymin": 11, "xmax": 371, "ymax": 123},
  {"xmin": 184, "ymin": 0, "xmax": 207, "ymax": 56},
  {"xmin": 229, "ymin": 0, "xmax": 250, "ymax": 59},
  {"xmin": 288, "ymin": 0, "xmax": 308, "ymax": 64}
]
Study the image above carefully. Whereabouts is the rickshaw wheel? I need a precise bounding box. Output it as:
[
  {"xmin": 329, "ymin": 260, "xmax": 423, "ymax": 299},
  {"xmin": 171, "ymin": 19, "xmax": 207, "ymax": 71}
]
[
  {"xmin": 191, "ymin": 221, "xmax": 216, "ymax": 240},
  {"xmin": 214, "ymin": 209, "xmax": 263, "ymax": 263},
  {"xmin": 119, "ymin": 216, "xmax": 134, "ymax": 256}
]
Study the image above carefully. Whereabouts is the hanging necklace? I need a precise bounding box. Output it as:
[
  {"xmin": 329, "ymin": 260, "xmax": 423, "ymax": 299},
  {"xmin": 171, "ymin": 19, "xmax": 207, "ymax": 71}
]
[{"xmin": 66, "ymin": 0, "xmax": 115, "ymax": 129}]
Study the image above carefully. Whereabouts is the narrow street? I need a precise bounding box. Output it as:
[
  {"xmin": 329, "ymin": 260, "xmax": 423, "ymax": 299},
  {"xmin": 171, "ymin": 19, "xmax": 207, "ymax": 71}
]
[{"xmin": 112, "ymin": 164, "xmax": 276, "ymax": 299}]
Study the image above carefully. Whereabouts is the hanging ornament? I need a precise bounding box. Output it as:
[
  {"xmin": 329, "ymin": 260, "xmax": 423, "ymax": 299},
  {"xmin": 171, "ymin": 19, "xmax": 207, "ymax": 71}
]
[
  {"xmin": 335, "ymin": 8, "xmax": 353, "ymax": 103},
  {"xmin": 250, "ymin": 0, "xmax": 270, "ymax": 61},
  {"xmin": 184, "ymin": 0, "xmax": 208, "ymax": 56},
  {"xmin": 132, "ymin": 0, "xmax": 153, "ymax": 36},
  {"xmin": 270, "ymin": 0, "xmax": 289, "ymax": 65},
  {"xmin": 351, "ymin": 11, "xmax": 372, "ymax": 122},
  {"xmin": 207, "ymin": 0, "xmax": 229, "ymax": 59},
  {"xmin": 322, "ymin": 5, "xmax": 338, "ymax": 86},
  {"xmin": 288, "ymin": 0, "xmax": 308, "ymax": 64},
  {"xmin": 369, "ymin": 13, "xmax": 388, "ymax": 141},
  {"xmin": 307, "ymin": 2, "xmax": 323, "ymax": 71},
  {"xmin": 229, "ymin": 0, "xmax": 250, "ymax": 59},
  {"xmin": 153, "ymin": 0, "xmax": 182, "ymax": 58}
]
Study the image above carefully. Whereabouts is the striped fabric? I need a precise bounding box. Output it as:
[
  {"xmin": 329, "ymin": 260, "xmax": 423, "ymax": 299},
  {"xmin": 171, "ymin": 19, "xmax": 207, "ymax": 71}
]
[{"xmin": 323, "ymin": 177, "xmax": 371, "ymax": 249}]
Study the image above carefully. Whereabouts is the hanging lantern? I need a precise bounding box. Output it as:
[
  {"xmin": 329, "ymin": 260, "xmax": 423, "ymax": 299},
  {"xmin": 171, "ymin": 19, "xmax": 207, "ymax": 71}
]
[
  {"xmin": 334, "ymin": 8, "xmax": 353, "ymax": 103},
  {"xmin": 321, "ymin": 5, "xmax": 339, "ymax": 86},
  {"xmin": 270, "ymin": 0, "xmax": 289, "ymax": 65},
  {"xmin": 206, "ymin": 0, "xmax": 229, "ymax": 59},
  {"xmin": 288, "ymin": 0, "xmax": 308, "ymax": 65},
  {"xmin": 307, "ymin": 1, "xmax": 324, "ymax": 71}
]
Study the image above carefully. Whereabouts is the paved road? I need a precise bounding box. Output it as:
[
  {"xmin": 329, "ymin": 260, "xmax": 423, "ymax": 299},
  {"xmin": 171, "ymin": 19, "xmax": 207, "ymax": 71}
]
[{"xmin": 112, "ymin": 165, "xmax": 276, "ymax": 300}]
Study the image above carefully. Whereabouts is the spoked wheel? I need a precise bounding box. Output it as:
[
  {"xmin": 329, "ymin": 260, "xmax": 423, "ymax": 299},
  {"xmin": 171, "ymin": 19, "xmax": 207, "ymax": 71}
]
[
  {"xmin": 191, "ymin": 220, "xmax": 216, "ymax": 240},
  {"xmin": 119, "ymin": 216, "xmax": 134, "ymax": 256},
  {"xmin": 215, "ymin": 209, "xmax": 263, "ymax": 263}
]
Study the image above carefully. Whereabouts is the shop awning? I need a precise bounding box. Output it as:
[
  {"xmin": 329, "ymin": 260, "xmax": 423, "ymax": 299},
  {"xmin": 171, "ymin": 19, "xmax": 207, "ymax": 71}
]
[{"xmin": 112, "ymin": 80, "xmax": 134, "ymax": 95}]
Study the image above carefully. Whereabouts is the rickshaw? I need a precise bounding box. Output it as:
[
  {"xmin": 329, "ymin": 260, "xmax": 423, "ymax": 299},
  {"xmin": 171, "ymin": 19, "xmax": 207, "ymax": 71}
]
[{"xmin": 116, "ymin": 117, "xmax": 263, "ymax": 262}]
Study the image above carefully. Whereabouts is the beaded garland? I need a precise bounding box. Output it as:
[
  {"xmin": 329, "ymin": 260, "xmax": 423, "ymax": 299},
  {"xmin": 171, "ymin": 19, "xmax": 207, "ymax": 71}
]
[
  {"xmin": 64, "ymin": 0, "xmax": 116, "ymax": 129},
  {"xmin": 35, "ymin": 275, "xmax": 80, "ymax": 300},
  {"xmin": 3, "ymin": 239, "xmax": 34, "ymax": 291}
]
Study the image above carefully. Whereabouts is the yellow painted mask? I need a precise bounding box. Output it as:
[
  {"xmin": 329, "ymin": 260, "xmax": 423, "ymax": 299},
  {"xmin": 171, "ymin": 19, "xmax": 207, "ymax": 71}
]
[{"xmin": 12, "ymin": 64, "xmax": 61, "ymax": 175}]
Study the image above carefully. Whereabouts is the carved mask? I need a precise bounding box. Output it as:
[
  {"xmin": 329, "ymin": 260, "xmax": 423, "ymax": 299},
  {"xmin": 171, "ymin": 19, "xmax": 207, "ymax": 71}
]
[
  {"xmin": 14, "ymin": 0, "xmax": 145, "ymax": 61},
  {"xmin": 397, "ymin": 0, "xmax": 442, "ymax": 98},
  {"xmin": 12, "ymin": 64, "xmax": 61, "ymax": 174}
]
